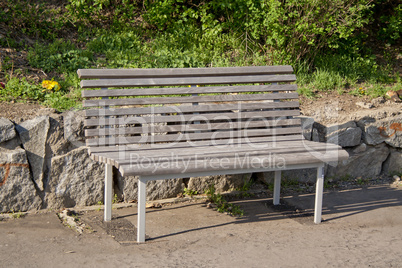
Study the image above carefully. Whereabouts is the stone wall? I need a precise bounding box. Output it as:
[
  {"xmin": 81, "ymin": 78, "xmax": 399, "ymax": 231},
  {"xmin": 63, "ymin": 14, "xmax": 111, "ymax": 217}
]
[
  {"xmin": 0, "ymin": 111, "xmax": 401, "ymax": 213},
  {"xmin": 260, "ymin": 115, "xmax": 402, "ymax": 183}
]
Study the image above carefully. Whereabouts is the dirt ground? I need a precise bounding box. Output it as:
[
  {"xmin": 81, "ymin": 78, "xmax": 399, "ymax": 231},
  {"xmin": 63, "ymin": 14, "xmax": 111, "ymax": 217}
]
[
  {"xmin": 1, "ymin": 183, "xmax": 401, "ymax": 267},
  {"xmin": 1, "ymin": 89, "xmax": 401, "ymax": 125}
]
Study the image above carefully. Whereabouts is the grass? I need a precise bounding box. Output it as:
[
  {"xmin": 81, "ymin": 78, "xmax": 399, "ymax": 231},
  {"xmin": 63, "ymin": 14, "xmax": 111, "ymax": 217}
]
[{"xmin": 295, "ymin": 53, "xmax": 401, "ymax": 99}]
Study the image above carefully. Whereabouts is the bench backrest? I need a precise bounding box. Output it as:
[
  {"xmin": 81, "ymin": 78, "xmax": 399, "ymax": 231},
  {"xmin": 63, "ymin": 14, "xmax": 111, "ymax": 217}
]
[{"xmin": 78, "ymin": 66, "xmax": 301, "ymax": 148}]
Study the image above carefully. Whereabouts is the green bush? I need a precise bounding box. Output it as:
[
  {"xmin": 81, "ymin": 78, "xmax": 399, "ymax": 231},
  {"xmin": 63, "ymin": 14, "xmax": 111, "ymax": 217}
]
[
  {"xmin": 142, "ymin": 0, "xmax": 372, "ymax": 65},
  {"xmin": 27, "ymin": 39, "xmax": 93, "ymax": 73},
  {"xmin": 0, "ymin": 0, "xmax": 399, "ymax": 111},
  {"xmin": 0, "ymin": 0, "xmax": 68, "ymax": 41},
  {"xmin": 369, "ymin": 1, "xmax": 402, "ymax": 44}
]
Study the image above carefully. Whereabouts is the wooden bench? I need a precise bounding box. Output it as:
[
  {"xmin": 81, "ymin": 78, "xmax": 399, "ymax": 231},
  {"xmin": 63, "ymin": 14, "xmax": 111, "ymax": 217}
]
[{"xmin": 78, "ymin": 65, "xmax": 349, "ymax": 243}]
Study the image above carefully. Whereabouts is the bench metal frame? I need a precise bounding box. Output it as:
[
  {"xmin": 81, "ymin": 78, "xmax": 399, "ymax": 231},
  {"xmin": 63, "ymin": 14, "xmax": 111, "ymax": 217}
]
[{"xmin": 104, "ymin": 163, "xmax": 325, "ymax": 242}]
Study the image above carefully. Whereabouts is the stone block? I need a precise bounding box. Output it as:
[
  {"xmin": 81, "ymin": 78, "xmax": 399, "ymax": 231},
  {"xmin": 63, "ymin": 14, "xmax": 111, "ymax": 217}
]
[
  {"xmin": 0, "ymin": 117, "xmax": 16, "ymax": 143},
  {"xmin": 15, "ymin": 116, "xmax": 50, "ymax": 191},
  {"xmin": 358, "ymin": 115, "xmax": 402, "ymax": 148},
  {"xmin": 297, "ymin": 116, "xmax": 314, "ymax": 141},
  {"xmin": 326, "ymin": 143, "xmax": 390, "ymax": 178},
  {"xmin": 187, "ymin": 173, "xmax": 252, "ymax": 193},
  {"xmin": 63, "ymin": 110, "xmax": 85, "ymax": 148},
  {"xmin": 382, "ymin": 149, "xmax": 402, "ymax": 175},
  {"xmin": 0, "ymin": 137, "xmax": 21, "ymax": 151},
  {"xmin": 114, "ymin": 170, "xmax": 185, "ymax": 202},
  {"xmin": 47, "ymin": 115, "xmax": 70, "ymax": 156},
  {"xmin": 326, "ymin": 121, "xmax": 362, "ymax": 147},
  {"xmin": 0, "ymin": 148, "xmax": 42, "ymax": 213},
  {"xmin": 258, "ymin": 169, "xmax": 318, "ymax": 184},
  {"xmin": 45, "ymin": 147, "xmax": 104, "ymax": 208}
]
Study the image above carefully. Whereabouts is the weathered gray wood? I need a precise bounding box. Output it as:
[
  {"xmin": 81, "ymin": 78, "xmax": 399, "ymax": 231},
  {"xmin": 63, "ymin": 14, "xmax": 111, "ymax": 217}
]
[
  {"xmin": 83, "ymin": 92, "xmax": 298, "ymax": 107},
  {"xmin": 93, "ymin": 138, "xmax": 310, "ymax": 160},
  {"xmin": 118, "ymin": 149, "xmax": 349, "ymax": 176},
  {"xmin": 84, "ymin": 109, "xmax": 300, "ymax": 127},
  {"xmin": 84, "ymin": 118, "xmax": 302, "ymax": 137},
  {"xmin": 96, "ymin": 141, "xmax": 342, "ymax": 166},
  {"xmin": 86, "ymin": 126, "xmax": 302, "ymax": 146},
  {"xmin": 81, "ymin": 75, "xmax": 296, "ymax": 88},
  {"xmin": 94, "ymin": 140, "xmax": 343, "ymax": 167},
  {"xmin": 78, "ymin": 65, "xmax": 294, "ymax": 79},
  {"xmin": 85, "ymin": 101, "xmax": 300, "ymax": 117},
  {"xmin": 82, "ymin": 84, "xmax": 297, "ymax": 98},
  {"xmin": 87, "ymin": 135, "xmax": 304, "ymax": 154}
]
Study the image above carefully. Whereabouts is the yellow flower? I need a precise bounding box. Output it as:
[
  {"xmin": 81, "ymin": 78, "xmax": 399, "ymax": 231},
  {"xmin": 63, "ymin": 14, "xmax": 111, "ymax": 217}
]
[{"xmin": 42, "ymin": 80, "xmax": 61, "ymax": 91}]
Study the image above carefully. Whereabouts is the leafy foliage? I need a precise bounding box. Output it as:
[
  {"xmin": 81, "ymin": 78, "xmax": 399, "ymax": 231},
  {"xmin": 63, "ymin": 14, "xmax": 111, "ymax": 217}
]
[
  {"xmin": 0, "ymin": 0, "xmax": 400, "ymax": 110},
  {"xmin": 0, "ymin": 0, "xmax": 69, "ymax": 42},
  {"xmin": 27, "ymin": 39, "xmax": 93, "ymax": 73},
  {"xmin": 142, "ymin": 0, "xmax": 373, "ymax": 65}
]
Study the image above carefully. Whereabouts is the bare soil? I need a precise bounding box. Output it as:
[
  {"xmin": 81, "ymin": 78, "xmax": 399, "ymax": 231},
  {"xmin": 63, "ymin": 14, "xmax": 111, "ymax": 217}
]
[
  {"xmin": 299, "ymin": 91, "xmax": 402, "ymax": 125},
  {"xmin": 1, "ymin": 90, "xmax": 401, "ymax": 125}
]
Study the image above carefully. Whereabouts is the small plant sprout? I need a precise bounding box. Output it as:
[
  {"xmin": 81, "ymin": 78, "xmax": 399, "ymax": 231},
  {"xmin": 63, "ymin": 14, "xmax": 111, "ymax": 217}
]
[
  {"xmin": 205, "ymin": 184, "xmax": 244, "ymax": 217},
  {"xmin": 183, "ymin": 188, "xmax": 198, "ymax": 197}
]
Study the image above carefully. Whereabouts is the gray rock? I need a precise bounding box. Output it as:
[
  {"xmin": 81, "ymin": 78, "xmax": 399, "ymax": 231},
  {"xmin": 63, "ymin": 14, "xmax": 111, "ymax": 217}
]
[
  {"xmin": 15, "ymin": 116, "xmax": 50, "ymax": 191},
  {"xmin": 187, "ymin": 173, "xmax": 252, "ymax": 193},
  {"xmin": 114, "ymin": 171, "xmax": 185, "ymax": 202},
  {"xmin": 63, "ymin": 110, "xmax": 85, "ymax": 148},
  {"xmin": 259, "ymin": 168, "xmax": 318, "ymax": 184},
  {"xmin": 382, "ymin": 149, "xmax": 402, "ymax": 175},
  {"xmin": 0, "ymin": 148, "xmax": 42, "ymax": 213},
  {"xmin": 0, "ymin": 137, "xmax": 21, "ymax": 151},
  {"xmin": 47, "ymin": 116, "xmax": 70, "ymax": 156},
  {"xmin": 297, "ymin": 116, "xmax": 314, "ymax": 141},
  {"xmin": 358, "ymin": 115, "xmax": 402, "ymax": 148},
  {"xmin": 326, "ymin": 121, "xmax": 362, "ymax": 147},
  {"xmin": 115, "ymin": 172, "xmax": 251, "ymax": 201},
  {"xmin": 327, "ymin": 143, "xmax": 390, "ymax": 178},
  {"xmin": 45, "ymin": 147, "xmax": 104, "ymax": 208},
  {"xmin": 0, "ymin": 118, "xmax": 16, "ymax": 143},
  {"xmin": 312, "ymin": 128, "xmax": 320, "ymax": 142},
  {"xmin": 353, "ymin": 143, "xmax": 367, "ymax": 154},
  {"xmin": 147, "ymin": 179, "xmax": 185, "ymax": 200}
]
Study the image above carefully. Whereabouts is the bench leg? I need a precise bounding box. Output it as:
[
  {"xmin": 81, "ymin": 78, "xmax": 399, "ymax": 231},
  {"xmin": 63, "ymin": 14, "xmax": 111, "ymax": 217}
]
[
  {"xmin": 104, "ymin": 163, "xmax": 113, "ymax": 222},
  {"xmin": 314, "ymin": 165, "xmax": 325, "ymax": 224},
  {"xmin": 273, "ymin": 170, "xmax": 281, "ymax": 205},
  {"xmin": 137, "ymin": 177, "xmax": 146, "ymax": 243}
]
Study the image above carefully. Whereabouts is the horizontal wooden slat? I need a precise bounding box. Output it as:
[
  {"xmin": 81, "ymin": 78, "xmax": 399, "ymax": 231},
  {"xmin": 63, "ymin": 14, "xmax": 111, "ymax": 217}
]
[
  {"xmin": 83, "ymin": 92, "xmax": 298, "ymax": 107},
  {"xmin": 85, "ymin": 101, "xmax": 300, "ymax": 117},
  {"xmin": 88, "ymin": 135, "xmax": 304, "ymax": 154},
  {"xmin": 80, "ymin": 75, "xmax": 296, "ymax": 88},
  {"xmin": 84, "ymin": 109, "xmax": 300, "ymax": 127},
  {"xmin": 77, "ymin": 66, "xmax": 294, "ymax": 79},
  {"xmin": 86, "ymin": 127, "xmax": 302, "ymax": 146},
  {"xmin": 85, "ymin": 118, "xmax": 302, "ymax": 137},
  {"xmin": 82, "ymin": 84, "xmax": 297, "ymax": 98},
  {"xmin": 95, "ymin": 140, "xmax": 337, "ymax": 166},
  {"xmin": 90, "ymin": 138, "xmax": 347, "ymax": 167},
  {"xmin": 117, "ymin": 149, "xmax": 349, "ymax": 176}
]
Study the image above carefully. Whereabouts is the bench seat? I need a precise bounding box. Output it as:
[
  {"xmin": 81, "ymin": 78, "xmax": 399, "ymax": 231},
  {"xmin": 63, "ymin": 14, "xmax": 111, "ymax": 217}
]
[
  {"xmin": 89, "ymin": 136, "xmax": 348, "ymax": 177},
  {"xmin": 78, "ymin": 65, "xmax": 349, "ymax": 243}
]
